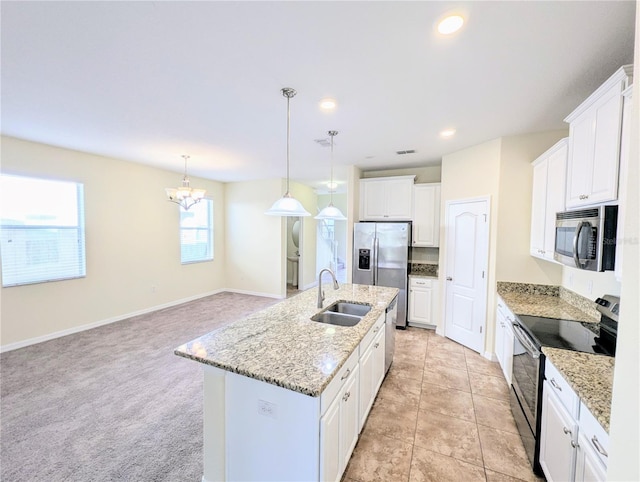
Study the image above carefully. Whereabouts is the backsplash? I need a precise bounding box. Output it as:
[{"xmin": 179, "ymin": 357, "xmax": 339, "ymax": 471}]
[
  {"xmin": 410, "ymin": 263, "xmax": 438, "ymax": 277},
  {"xmin": 559, "ymin": 286, "xmax": 601, "ymax": 320}
]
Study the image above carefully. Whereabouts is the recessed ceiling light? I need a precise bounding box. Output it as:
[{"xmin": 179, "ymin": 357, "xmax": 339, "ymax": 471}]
[
  {"xmin": 327, "ymin": 181, "xmax": 338, "ymax": 191},
  {"xmin": 319, "ymin": 98, "xmax": 337, "ymax": 110},
  {"xmin": 437, "ymin": 15, "xmax": 464, "ymax": 35},
  {"xmin": 440, "ymin": 128, "xmax": 456, "ymax": 138}
]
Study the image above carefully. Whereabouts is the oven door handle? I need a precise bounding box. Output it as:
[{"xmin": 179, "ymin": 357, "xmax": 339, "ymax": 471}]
[
  {"xmin": 511, "ymin": 321, "xmax": 541, "ymax": 359},
  {"xmin": 572, "ymin": 221, "xmax": 591, "ymax": 269}
]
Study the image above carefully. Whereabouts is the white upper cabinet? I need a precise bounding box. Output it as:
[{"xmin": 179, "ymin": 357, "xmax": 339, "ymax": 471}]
[
  {"xmin": 412, "ymin": 183, "xmax": 441, "ymax": 247},
  {"xmin": 615, "ymin": 86, "xmax": 633, "ymax": 282},
  {"xmin": 359, "ymin": 176, "xmax": 415, "ymax": 220},
  {"xmin": 530, "ymin": 139, "xmax": 568, "ymax": 260},
  {"xmin": 564, "ymin": 65, "xmax": 633, "ymax": 208}
]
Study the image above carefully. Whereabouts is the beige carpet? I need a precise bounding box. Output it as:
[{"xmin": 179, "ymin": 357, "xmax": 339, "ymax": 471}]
[{"xmin": 0, "ymin": 292, "xmax": 278, "ymax": 481}]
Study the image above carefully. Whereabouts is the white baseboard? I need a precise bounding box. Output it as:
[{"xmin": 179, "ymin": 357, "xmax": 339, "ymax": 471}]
[
  {"xmin": 0, "ymin": 289, "xmax": 225, "ymax": 353},
  {"xmin": 225, "ymin": 288, "xmax": 284, "ymax": 299},
  {"xmin": 484, "ymin": 351, "xmax": 497, "ymax": 362}
]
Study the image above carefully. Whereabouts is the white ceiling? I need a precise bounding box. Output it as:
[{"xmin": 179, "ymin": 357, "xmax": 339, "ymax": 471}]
[{"xmin": 1, "ymin": 1, "xmax": 636, "ymax": 192}]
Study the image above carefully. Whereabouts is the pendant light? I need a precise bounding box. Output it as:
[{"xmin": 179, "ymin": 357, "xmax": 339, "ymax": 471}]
[
  {"xmin": 165, "ymin": 155, "xmax": 206, "ymax": 210},
  {"xmin": 265, "ymin": 87, "xmax": 311, "ymax": 217},
  {"xmin": 315, "ymin": 131, "xmax": 346, "ymax": 220}
]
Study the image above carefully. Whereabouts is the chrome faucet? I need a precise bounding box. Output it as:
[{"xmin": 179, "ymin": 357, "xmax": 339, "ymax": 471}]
[{"xmin": 317, "ymin": 268, "xmax": 339, "ymax": 308}]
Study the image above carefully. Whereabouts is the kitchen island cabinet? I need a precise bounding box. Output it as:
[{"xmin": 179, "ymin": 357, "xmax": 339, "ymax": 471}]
[{"xmin": 175, "ymin": 284, "xmax": 398, "ymax": 482}]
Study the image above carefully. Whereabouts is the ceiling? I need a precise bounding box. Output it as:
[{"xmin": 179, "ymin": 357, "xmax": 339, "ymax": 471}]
[{"xmin": 1, "ymin": 1, "xmax": 636, "ymax": 192}]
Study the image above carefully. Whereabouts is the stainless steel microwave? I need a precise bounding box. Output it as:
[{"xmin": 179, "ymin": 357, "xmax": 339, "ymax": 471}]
[{"xmin": 554, "ymin": 205, "xmax": 618, "ymax": 271}]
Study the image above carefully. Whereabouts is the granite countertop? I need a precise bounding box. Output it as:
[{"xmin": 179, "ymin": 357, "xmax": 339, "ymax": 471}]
[
  {"xmin": 174, "ymin": 283, "xmax": 398, "ymax": 398},
  {"xmin": 497, "ymin": 290, "xmax": 599, "ymax": 323},
  {"xmin": 542, "ymin": 347, "xmax": 614, "ymax": 432}
]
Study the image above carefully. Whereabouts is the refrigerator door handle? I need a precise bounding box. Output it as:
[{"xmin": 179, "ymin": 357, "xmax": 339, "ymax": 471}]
[{"xmin": 373, "ymin": 237, "xmax": 379, "ymax": 285}]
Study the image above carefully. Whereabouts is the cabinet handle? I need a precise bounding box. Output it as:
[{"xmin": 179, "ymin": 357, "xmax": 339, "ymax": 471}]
[
  {"xmin": 550, "ymin": 378, "xmax": 562, "ymax": 391},
  {"xmin": 342, "ymin": 391, "xmax": 351, "ymax": 402},
  {"xmin": 374, "ymin": 342, "xmax": 380, "ymax": 348},
  {"xmin": 563, "ymin": 426, "xmax": 572, "ymax": 436},
  {"xmin": 341, "ymin": 368, "xmax": 351, "ymax": 381},
  {"xmin": 591, "ymin": 436, "xmax": 608, "ymax": 457},
  {"xmin": 498, "ymin": 303, "xmax": 503, "ymax": 308},
  {"xmin": 571, "ymin": 440, "xmax": 579, "ymax": 448},
  {"xmin": 446, "ymin": 277, "xmax": 453, "ymax": 281},
  {"xmin": 373, "ymin": 326, "xmax": 380, "ymax": 333}
]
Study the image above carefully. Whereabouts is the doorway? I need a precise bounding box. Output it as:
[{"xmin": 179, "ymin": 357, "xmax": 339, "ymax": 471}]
[
  {"xmin": 287, "ymin": 217, "xmax": 301, "ymax": 295},
  {"xmin": 443, "ymin": 197, "xmax": 490, "ymax": 353}
]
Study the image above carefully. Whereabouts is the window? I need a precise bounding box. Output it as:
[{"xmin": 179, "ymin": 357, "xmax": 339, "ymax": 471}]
[
  {"xmin": 0, "ymin": 174, "xmax": 86, "ymax": 287},
  {"xmin": 180, "ymin": 199, "xmax": 213, "ymax": 264}
]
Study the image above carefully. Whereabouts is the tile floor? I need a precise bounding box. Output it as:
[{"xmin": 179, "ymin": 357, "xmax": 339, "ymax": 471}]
[{"xmin": 343, "ymin": 327, "xmax": 543, "ymax": 482}]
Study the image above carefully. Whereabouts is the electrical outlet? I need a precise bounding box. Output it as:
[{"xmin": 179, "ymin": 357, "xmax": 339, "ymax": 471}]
[{"xmin": 258, "ymin": 399, "xmax": 277, "ymax": 419}]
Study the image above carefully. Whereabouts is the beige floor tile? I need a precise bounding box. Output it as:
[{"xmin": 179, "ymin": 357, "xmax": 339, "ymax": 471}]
[
  {"xmin": 414, "ymin": 410, "xmax": 483, "ymax": 466},
  {"xmin": 364, "ymin": 395, "xmax": 419, "ymax": 443},
  {"xmin": 469, "ymin": 373, "xmax": 510, "ymax": 400},
  {"xmin": 465, "ymin": 352, "xmax": 505, "ymax": 378},
  {"xmin": 485, "ymin": 468, "xmax": 541, "ymax": 482},
  {"xmin": 423, "ymin": 361, "xmax": 471, "ymax": 392},
  {"xmin": 409, "ymin": 446, "xmax": 486, "ymax": 482},
  {"xmin": 377, "ymin": 370, "xmax": 423, "ymax": 405},
  {"xmin": 425, "ymin": 349, "xmax": 467, "ymax": 370},
  {"xmin": 478, "ymin": 425, "xmax": 539, "ymax": 482},
  {"xmin": 473, "ymin": 393, "xmax": 518, "ymax": 433},
  {"xmin": 396, "ymin": 345, "xmax": 428, "ymax": 363},
  {"xmin": 391, "ymin": 358, "xmax": 425, "ymax": 381},
  {"xmin": 344, "ymin": 431, "xmax": 413, "ymax": 482},
  {"xmin": 419, "ymin": 383, "xmax": 475, "ymax": 422},
  {"xmin": 427, "ymin": 335, "xmax": 466, "ymax": 354}
]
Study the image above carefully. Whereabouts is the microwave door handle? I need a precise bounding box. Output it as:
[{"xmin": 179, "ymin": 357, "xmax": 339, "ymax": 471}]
[
  {"xmin": 511, "ymin": 322, "xmax": 541, "ymax": 359},
  {"xmin": 572, "ymin": 221, "xmax": 590, "ymax": 269}
]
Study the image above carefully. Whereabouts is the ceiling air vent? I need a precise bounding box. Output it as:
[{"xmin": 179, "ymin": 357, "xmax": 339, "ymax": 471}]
[{"xmin": 396, "ymin": 149, "xmax": 416, "ymax": 155}]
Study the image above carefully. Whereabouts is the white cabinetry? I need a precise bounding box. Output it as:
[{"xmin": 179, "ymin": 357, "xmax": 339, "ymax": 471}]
[
  {"xmin": 358, "ymin": 315, "xmax": 385, "ymax": 431},
  {"xmin": 495, "ymin": 296, "xmax": 514, "ymax": 384},
  {"xmin": 615, "ymin": 86, "xmax": 633, "ymax": 281},
  {"xmin": 530, "ymin": 139, "xmax": 567, "ymax": 260},
  {"xmin": 408, "ymin": 277, "xmax": 438, "ymax": 327},
  {"xmin": 412, "ymin": 183, "xmax": 441, "ymax": 247},
  {"xmin": 539, "ymin": 358, "xmax": 610, "ymax": 482},
  {"xmin": 564, "ymin": 65, "xmax": 633, "ymax": 208},
  {"xmin": 359, "ymin": 175, "xmax": 415, "ymax": 220}
]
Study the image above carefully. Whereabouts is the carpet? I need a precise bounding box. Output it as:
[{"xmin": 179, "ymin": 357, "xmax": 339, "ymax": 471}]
[{"xmin": 0, "ymin": 292, "xmax": 279, "ymax": 481}]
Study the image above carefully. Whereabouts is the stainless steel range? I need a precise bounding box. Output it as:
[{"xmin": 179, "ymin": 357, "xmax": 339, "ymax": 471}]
[{"xmin": 509, "ymin": 295, "xmax": 619, "ymax": 475}]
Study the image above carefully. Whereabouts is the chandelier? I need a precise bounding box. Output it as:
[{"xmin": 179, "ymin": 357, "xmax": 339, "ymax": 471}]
[{"xmin": 165, "ymin": 155, "xmax": 206, "ymax": 210}]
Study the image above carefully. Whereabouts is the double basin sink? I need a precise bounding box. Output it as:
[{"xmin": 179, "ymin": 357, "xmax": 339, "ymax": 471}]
[{"xmin": 311, "ymin": 301, "xmax": 372, "ymax": 327}]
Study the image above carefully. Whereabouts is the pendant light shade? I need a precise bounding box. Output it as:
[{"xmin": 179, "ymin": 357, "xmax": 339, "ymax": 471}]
[
  {"xmin": 315, "ymin": 131, "xmax": 346, "ymax": 221},
  {"xmin": 265, "ymin": 87, "xmax": 311, "ymax": 217}
]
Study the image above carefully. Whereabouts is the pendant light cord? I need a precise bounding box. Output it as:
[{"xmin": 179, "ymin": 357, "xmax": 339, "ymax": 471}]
[
  {"xmin": 281, "ymin": 87, "xmax": 296, "ymax": 195},
  {"xmin": 328, "ymin": 130, "xmax": 338, "ymax": 203}
]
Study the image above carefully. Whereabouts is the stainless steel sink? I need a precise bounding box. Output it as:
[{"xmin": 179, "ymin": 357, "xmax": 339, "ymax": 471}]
[{"xmin": 311, "ymin": 301, "xmax": 371, "ymax": 327}]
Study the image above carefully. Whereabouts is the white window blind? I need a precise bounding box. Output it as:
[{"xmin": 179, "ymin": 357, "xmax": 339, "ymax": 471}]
[
  {"xmin": 180, "ymin": 199, "xmax": 213, "ymax": 264},
  {"xmin": 0, "ymin": 174, "xmax": 86, "ymax": 287}
]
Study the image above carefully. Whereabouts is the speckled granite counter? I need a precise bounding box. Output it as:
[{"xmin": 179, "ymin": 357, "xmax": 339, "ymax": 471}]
[
  {"xmin": 410, "ymin": 263, "xmax": 438, "ymax": 277},
  {"xmin": 174, "ymin": 283, "xmax": 398, "ymax": 397},
  {"xmin": 542, "ymin": 347, "xmax": 614, "ymax": 432}
]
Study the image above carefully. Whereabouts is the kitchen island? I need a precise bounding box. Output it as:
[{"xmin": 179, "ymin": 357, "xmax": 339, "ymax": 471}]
[{"xmin": 175, "ymin": 283, "xmax": 398, "ymax": 482}]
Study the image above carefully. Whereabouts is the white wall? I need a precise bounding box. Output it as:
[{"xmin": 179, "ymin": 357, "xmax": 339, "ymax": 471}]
[
  {"xmin": 346, "ymin": 165, "xmax": 362, "ymax": 282},
  {"xmin": 289, "ymin": 181, "xmax": 318, "ymax": 288},
  {"xmin": 0, "ymin": 136, "xmax": 226, "ymax": 348},
  {"xmin": 607, "ymin": 6, "xmax": 639, "ymax": 480}
]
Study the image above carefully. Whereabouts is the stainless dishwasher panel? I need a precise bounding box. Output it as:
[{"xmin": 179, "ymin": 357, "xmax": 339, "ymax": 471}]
[{"xmin": 384, "ymin": 296, "xmax": 397, "ymax": 373}]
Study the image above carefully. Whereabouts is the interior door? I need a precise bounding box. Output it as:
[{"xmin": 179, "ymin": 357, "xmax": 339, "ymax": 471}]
[{"xmin": 444, "ymin": 199, "xmax": 489, "ymax": 352}]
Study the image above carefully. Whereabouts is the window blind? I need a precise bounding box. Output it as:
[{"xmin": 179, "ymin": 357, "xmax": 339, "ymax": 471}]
[{"xmin": 180, "ymin": 199, "xmax": 213, "ymax": 264}]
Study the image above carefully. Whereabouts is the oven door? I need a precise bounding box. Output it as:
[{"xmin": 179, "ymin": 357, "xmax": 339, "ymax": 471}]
[{"xmin": 510, "ymin": 320, "xmax": 543, "ymax": 473}]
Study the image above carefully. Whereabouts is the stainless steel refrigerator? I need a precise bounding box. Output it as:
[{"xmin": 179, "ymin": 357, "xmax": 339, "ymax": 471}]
[{"xmin": 352, "ymin": 222, "xmax": 411, "ymax": 328}]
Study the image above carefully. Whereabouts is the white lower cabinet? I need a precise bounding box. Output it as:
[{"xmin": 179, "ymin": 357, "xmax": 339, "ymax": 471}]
[
  {"xmin": 358, "ymin": 319, "xmax": 385, "ymax": 431},
  {"xmin": 408, "ymin": 277, "xmax": 438, "ymax": 327},
  {"xmin": 495, "ymin": 297, "xmax": 514, "ymax": 384},
  {"xmin": 540, "ymin": 359, "xmax": 610, "ymax": 482}
]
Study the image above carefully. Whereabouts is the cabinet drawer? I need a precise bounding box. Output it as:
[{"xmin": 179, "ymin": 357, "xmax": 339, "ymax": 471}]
[
  {"xmin": 545, "ymin": 360, "xmax": 579, "ymax": 418},
  {"xmin": 579, "ymin": 401, "xmax": 610, "ymax": 468},
  {"xmin": 410, "ymin": 277, "xmax": 434, "ymax": 289},
  {"xmin": 321, "ymin": 349, "xmax": 360, "ymax": 416},
  {"xmin": 360, "ymin": 314, "xmax": 385, "ymax": 354}
]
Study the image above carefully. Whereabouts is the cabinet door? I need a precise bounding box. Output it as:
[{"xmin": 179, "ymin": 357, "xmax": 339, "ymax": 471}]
[
  {"xmin": 501, "ymin": 317, "xmax": 514, "ymax": 385},
  {"xmin": 530, "ymin": 159, "xmax": 549, "ymax": 258},
  {"xmin": 544, "ymin": 143, "xmax": 567, "ymax": 259},
  {"xmin": 615, "ymin": 88, "xmax": 633, "ymax": 281},
  {"xmin": 575, "ymin": 432, "xmax": 607, "ymax": 482},
  {"xmin": 385, "ymin": 179, "xmax": 413, "ymax": 220},
  {"xmin": 361, "ymin": 180, "xmax": 387, "ymax": 220},
  {"xmin": 320, "ymin": 395, "xmax": 341, "ymax": 482},
  {"xmin": 495, "ymin": 307, "xmax": 506, "ymax": 370},
  {"xmin": 408, "ymin": 286, "xmax": 432, "ymax": 324},
  {"xmin": 372, "ymin": 327, "xmax": 386, "ymax": 393},
  {"xmin": 413, "ymin": 184, "xmax": 441, "ymax": 247},
  {"xmin": 540, "ymin": 382, "xmax": 577, "ymax": 482},
  {"xmin": 340, "ymin": 365, "xmax": 360, "ymax": 471},
  {"xmin": 358, "ymin": 344, "xmax": 374, "ymax": 432},
  {"xmin": 566, "ymin": 111, "xmax": 595, "ymax": 208}
]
